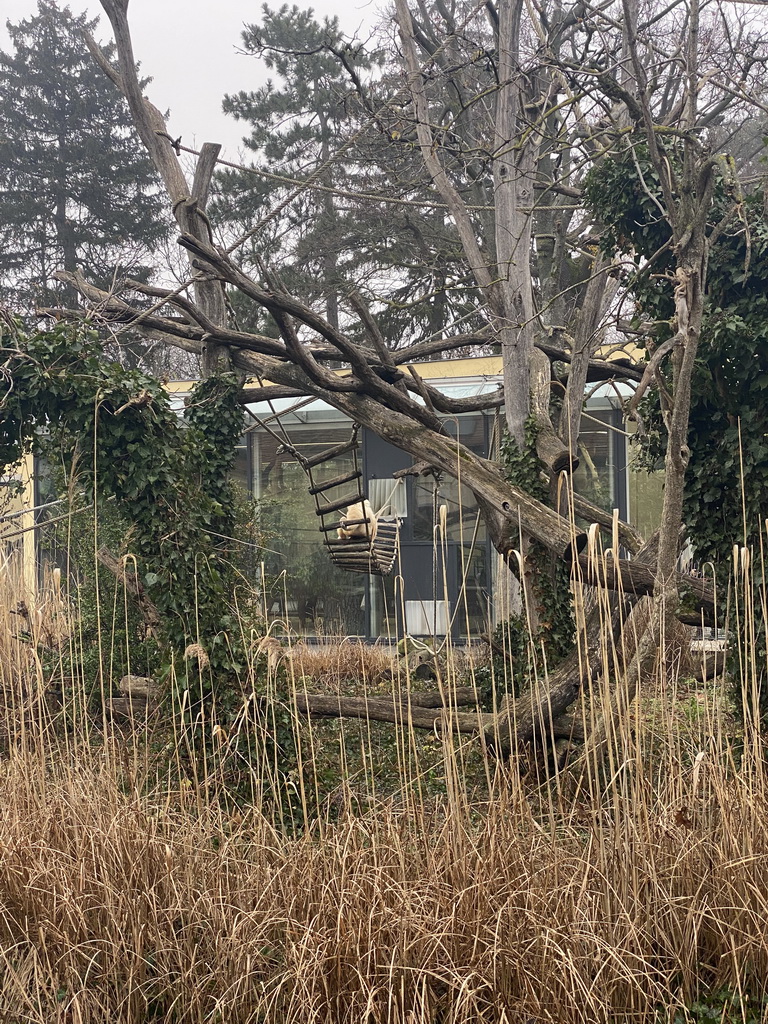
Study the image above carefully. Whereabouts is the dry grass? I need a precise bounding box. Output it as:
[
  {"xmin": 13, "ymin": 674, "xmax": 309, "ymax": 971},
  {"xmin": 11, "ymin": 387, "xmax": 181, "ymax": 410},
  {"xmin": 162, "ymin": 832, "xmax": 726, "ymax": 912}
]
[
  {"xmin": 0, "ymin": 743, "xmax": 767, "ymax": 1023},
  {"xmin": 0, "ymin": 564, "xmax": 767, "ymax": 1022},
  {"xmin": 289, "ymin": 637, "xmax": 397, "ymax": 691}
]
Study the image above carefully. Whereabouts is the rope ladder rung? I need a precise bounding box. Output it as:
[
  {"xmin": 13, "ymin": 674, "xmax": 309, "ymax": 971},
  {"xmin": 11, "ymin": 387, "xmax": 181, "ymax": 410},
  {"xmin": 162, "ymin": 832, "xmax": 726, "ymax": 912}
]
[
  {"xmin": 315, "ymin": 493, "xmax": 368, "ymax": 516},
  {"xmin": 307, "ymin": 469, "xmax": 362, "ymax": 495},
  {"xmin": 323, "ymin": 517, "xmax": 400, "ymax": 576},
  {"xmin": 302, "ymin": 437, "xmax": 360, "ymax": 469}
]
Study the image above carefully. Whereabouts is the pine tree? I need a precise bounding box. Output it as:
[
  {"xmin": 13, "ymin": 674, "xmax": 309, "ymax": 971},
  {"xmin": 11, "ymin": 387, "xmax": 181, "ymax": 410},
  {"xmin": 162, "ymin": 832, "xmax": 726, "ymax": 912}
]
[
  {"xmin": 213, "ymin": 5, "xmax": 376, "ymax": 332},
  {"xmin": 213, "ymin": 4, "xmax": 480, "ymax": 347},
  {"xmin": 0, "ymin": 1, "xmax": 167, "ymax": 311}
]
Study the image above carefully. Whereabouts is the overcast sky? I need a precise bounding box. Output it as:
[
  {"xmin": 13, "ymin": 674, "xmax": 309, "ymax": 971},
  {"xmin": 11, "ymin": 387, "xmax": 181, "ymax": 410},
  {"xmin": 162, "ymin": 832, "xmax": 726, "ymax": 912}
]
[{"xmin": 2, "ymin": 0, "xmax": 382, "ymax": 158}]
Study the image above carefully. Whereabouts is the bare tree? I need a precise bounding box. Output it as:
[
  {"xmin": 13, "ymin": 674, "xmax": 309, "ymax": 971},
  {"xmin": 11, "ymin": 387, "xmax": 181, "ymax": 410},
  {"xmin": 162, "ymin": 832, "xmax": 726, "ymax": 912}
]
[{"xmin": 50, "ymin": 0, "xmax": 767, "ymax": 758}]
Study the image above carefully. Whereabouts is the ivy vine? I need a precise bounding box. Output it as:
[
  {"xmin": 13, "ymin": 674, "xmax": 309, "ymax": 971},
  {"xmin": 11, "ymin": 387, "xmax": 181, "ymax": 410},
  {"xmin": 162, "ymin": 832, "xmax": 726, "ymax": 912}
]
[
  {"xmin": 0, "ymin": 317, "xmax": 248, "ymax": 707},
  {"xmin": 584, "ymin": 145, "xmax": 768, "ymax": 561},
  {"xmin": 585, "ymin": 144, "xmax": 768, "ymax": 722},
  {"xmin": 498, "ymin": 419, "xmax": 575, "ymax": 686}
]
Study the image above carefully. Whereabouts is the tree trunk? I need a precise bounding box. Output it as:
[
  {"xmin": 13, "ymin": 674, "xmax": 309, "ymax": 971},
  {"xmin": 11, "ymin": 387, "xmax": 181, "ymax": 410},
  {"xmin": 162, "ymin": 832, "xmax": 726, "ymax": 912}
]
[
  {"xmin": 493, "ymin": 0, "xmax": 536, "ymax": 447},
  {"xmin": 88, "ymin": 9, "xmax": 230, "ymax": 375}
]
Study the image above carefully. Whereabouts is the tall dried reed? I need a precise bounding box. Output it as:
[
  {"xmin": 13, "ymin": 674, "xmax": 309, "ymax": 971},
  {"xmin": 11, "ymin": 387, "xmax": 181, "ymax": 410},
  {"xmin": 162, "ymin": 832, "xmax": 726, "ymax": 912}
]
[{"xmin": 0, "ymin": 538, "xmax": 765, "ymax": 1023}]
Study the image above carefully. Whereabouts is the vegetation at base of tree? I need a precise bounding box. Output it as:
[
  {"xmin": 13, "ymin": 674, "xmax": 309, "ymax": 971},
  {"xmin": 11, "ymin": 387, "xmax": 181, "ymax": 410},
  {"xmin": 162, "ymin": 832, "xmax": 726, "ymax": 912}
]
[
  {"xmin": 0, "ymin": 317, "xmax": 248, "ymax": 706},
  {"xmin": 667, "ymin": 987, "xmax": 768, "ymax": 1024}
]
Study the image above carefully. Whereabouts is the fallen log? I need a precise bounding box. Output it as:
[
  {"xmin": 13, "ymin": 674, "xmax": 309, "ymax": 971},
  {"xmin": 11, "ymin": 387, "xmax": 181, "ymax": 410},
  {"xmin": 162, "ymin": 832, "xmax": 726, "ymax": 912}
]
[
  {"xmin": 292, "ymin": 693, "xmax": 488, "ymax": 734},
  {"xmin": 399, "ymin": 687, "xmax": 481, "ymax": 708}
]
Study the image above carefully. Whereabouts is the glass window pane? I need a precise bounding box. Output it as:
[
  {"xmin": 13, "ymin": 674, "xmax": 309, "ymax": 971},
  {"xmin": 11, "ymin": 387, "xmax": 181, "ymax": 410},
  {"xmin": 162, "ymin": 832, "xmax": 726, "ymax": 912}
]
[
  {"xmin": 254, "ymin": 422, "xmax": 365, "ymax": 635},
  {"xmin": 573, "ymin": 418, "xmax": 614, "ymax": 512}
]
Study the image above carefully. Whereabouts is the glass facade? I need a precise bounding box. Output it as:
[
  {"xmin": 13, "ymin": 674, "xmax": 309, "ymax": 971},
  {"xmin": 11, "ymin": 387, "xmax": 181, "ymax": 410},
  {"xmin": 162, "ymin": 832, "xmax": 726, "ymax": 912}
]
[
  {"xmin": 245, "ymin": 397, "xmax": 493, "ymax": 640},
  {"xmin": 17, "ymin": 366, "xmax": 658, "ymax": 630},
  {"xmin": 244, "ymin": 378, "xmax": 647, "ymax": 640},
  {"xmin": 571, "ymin": 399, "xmax": 628, "ymax": 520},
  {"xmin": 357, "ymin": 408, "xmax": 493, "ymax": 640},
  {"xmin": 247, "ymin": 405, "xmax": 367, "ymax": 636}
]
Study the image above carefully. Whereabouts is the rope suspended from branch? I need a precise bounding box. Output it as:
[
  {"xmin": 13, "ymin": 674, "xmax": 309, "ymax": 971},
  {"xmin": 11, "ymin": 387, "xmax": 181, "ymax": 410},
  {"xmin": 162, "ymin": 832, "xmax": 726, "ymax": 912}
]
[{"xmin": 246, "ymin": 400, "xmax": 400, "ymax": 576}]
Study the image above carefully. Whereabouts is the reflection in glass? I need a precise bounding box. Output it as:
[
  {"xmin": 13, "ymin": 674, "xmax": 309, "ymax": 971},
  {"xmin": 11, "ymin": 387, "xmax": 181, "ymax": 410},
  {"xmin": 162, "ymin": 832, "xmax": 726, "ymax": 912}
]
[
  {"xmin": 572, "ymin": 416, "xmax": 614, "ymax": 512},
  {"xmin": 253, "ymin": 421, "xmax": 366, "ymax": 636}
]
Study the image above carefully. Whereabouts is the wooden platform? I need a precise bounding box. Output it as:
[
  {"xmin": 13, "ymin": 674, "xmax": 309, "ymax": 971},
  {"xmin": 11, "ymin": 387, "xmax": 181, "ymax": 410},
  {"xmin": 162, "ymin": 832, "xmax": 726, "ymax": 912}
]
[{"xmin": 324, "ymin": 517, "xmax": 400, "ymax": 575}]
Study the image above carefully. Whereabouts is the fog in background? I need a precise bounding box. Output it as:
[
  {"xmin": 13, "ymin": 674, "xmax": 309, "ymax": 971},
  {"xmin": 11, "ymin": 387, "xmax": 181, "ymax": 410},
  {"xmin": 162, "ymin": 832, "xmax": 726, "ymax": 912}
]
[{"xmin": 1, "ymin": 0, "xmax": 380, "ymax": 158}]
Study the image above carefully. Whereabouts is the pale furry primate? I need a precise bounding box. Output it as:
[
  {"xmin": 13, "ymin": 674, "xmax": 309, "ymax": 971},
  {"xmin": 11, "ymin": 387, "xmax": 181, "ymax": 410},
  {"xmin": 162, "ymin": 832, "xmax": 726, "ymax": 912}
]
[{"xmin": 337, "ymin": 500, "xmax": 378, "ymax": 542}]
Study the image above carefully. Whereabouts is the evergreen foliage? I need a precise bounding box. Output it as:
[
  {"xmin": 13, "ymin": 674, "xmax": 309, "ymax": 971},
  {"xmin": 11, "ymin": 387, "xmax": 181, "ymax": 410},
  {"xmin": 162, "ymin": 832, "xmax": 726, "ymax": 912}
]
[
  {"xmin": 584, "ymin": 149, "xmax": 768, "ymax": 564},
  {"xmin": 0, "ymin": 1, "xmax": 167, "ymax": 310},
  {"xmin": 213, "ymin": 5, "xmax": 378, "ymax": 332},
  {"xmin": 0, "ymin": 317, "xmax": 246, "ymax": 705},
  {"xmin": 213, "ymin": 3, "xmax": 485, "ymax": 345}
]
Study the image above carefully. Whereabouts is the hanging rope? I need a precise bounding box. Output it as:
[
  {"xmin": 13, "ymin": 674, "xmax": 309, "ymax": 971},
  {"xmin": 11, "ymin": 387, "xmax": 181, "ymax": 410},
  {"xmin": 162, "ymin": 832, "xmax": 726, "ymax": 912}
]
[{"xmin": 246, "ymin": 401, "xmax": 399, "ymax": 575}]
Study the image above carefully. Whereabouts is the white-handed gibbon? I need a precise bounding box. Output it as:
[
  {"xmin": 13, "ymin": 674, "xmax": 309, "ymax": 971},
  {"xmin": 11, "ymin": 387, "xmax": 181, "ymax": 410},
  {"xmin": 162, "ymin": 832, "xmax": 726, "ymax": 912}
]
[{"xmin": 337, "ymin": 499, "xmax": 378, "ymax": 542}]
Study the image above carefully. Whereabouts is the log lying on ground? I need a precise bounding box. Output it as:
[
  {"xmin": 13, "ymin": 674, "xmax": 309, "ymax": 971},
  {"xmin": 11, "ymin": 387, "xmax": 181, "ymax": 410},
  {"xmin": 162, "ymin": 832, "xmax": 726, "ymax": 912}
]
[
  {"xmin": 399, "ymin": 687, "xmax": 480, "ymax": 708},
  {"xmin": 292, "ymin": 687, "xmax": 584, "ymax": 746},
  {"xmin": 292, "ymin": 693, "xmax": 487, "ymax": 734},
  {"xmin": 291, "ymin": 603, "xmax": 616, "ymax": 758},
  {"xmin": 294, "ymin": 663, "xmax": 602, "ymax": 753},
  {"xmin": 293, "ymin": 685, "xmax": 481, "ymax": 722}
]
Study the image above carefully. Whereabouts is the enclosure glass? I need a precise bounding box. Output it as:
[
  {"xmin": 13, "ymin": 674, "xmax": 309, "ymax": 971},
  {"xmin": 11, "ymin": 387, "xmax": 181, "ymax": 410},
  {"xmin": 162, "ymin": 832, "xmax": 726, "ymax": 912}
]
[{"xmin": 250, "ymin": 415, "xmax": 366, "ymax": 636}]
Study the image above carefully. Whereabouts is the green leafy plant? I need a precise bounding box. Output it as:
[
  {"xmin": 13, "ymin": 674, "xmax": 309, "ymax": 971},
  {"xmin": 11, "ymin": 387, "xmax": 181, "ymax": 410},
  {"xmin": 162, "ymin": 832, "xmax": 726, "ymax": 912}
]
[
  {"xmin": 585, "ymin": 148, "xmax": 768, "ymax": 726},
  {"xmin": 667, "ymin": 986, "xmax": 768, "ymax": 1024},
  {"xmin": 0, "ymin": 317, "xmax": 249, "ymax": 707}
]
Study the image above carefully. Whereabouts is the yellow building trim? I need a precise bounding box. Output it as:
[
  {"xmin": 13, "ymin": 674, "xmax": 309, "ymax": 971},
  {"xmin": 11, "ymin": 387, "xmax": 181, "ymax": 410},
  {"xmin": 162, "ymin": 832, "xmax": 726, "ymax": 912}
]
[
  {"xmin": 167, "ymin": 347, "xmax": 643, "ymax": 393},
  {"xmin": 0, "ymin": 453, "xmax": 36, "ymax": 599},
  {"xmin": 406, "ymin": 356, "xmax": 502, "ymax": 379},
  {"xmin": 20, "ymin": 454, "xmax": 36, "ymax": 597}
]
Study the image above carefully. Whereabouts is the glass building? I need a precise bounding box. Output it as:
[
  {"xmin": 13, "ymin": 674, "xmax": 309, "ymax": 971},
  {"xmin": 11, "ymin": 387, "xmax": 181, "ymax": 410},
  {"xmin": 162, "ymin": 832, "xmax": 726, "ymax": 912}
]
[
  {"xmin": 234, "ymin": 360, "xmax": 657, "ymax": 640},
  {"xmin": 10, "ymin": 360, "xmax": 660, "ymax": 639}
]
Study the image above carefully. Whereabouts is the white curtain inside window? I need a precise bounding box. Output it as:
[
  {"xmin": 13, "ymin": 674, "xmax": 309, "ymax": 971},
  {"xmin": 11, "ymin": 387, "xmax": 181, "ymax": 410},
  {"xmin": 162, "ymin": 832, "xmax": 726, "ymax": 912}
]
[
  {"xmin": 368, "ymin": 477, "xmax": 408, "ymax": 517},
  {"xmin": 405, "ymin": 600, "xmax": 449, "ymax": 636}
]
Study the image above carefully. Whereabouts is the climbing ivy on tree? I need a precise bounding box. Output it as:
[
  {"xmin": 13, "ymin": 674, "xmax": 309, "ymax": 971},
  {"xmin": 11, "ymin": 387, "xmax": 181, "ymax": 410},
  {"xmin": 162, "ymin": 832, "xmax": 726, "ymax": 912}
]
[
  {"xmin": 0, "ymin": 317, "xmax": 246, "ymax": 706},
  {"xmin": 586, "ymin": 150, "xmax": 768, "ymax": 562},
  {"xmin": 585, "ymin": 146, "xmax": 768, "ymax": 720},
  {"xmin": 499, "ymin": 421, "xmax": 575, "ymax": 679}
]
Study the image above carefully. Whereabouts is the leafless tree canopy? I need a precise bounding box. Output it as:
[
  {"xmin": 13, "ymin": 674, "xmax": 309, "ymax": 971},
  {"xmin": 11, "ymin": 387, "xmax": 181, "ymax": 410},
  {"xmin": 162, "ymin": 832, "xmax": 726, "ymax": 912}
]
[{"xmin": 47, "ymin": 0, "xmax": 768, "ymax": 755}]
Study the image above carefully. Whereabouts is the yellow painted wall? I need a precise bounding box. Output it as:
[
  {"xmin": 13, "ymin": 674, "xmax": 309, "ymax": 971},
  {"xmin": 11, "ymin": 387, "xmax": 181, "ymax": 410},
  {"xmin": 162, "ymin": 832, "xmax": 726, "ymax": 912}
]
[
  {"xmin": 167, "ymin": 347, "xmax": 644, "ymax": 389},
  {"xmin": 0, "ymin": 454, "xmax": 36, "ymax": 598}
]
